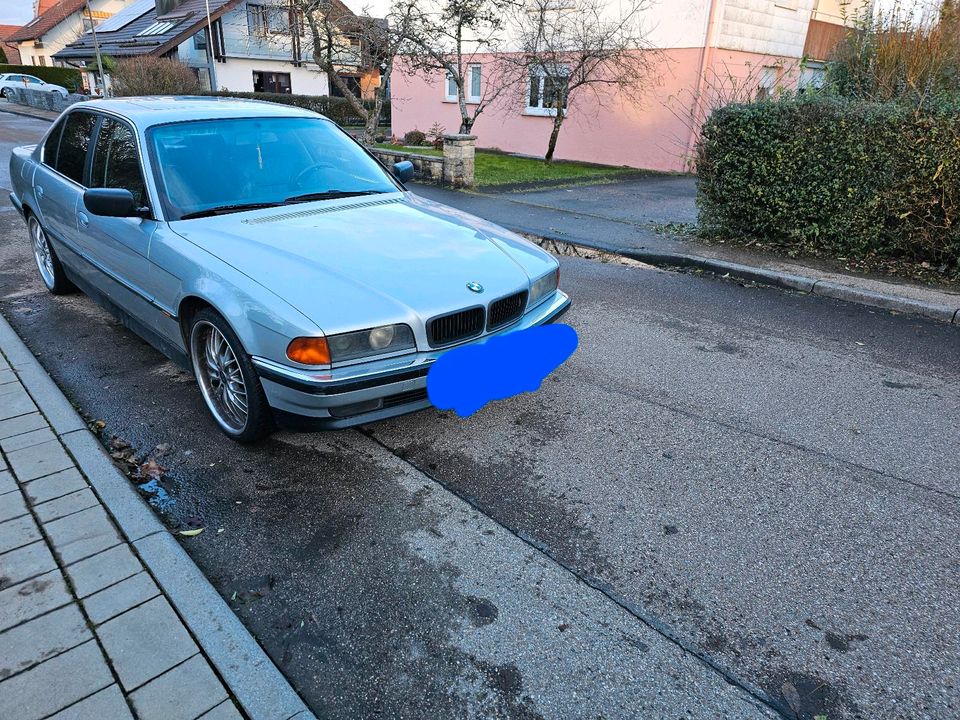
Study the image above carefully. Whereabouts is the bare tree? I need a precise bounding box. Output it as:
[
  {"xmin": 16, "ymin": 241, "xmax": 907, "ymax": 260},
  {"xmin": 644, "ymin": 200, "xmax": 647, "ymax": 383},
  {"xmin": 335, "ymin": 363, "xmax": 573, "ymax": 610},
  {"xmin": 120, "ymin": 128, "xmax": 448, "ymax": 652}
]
[
  {"xmin": 502, "ymin": 0, "xmax": 657, "ymax": 163},
  {"xmin": 401, "ymin": 0, "xmax": 515, "ymax": 134},
  {"xmin": 296, "ymin": 0, "xmax": 417, "ymax": 145}
]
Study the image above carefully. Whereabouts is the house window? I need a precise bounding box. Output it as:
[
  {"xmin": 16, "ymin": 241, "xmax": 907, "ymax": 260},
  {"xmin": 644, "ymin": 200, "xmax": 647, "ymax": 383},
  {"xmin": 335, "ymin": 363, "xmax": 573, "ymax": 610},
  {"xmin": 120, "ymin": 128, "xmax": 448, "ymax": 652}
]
[
  {"xmin": 194, "ymin": 28, "xmax": 207, "ymax": 50},
  {"xmin": 445, "ymin": 64, "xmax": 481, "ymax": 103},
  {"xmin": 756, "ymin": 66, "xmax": 779, "ymax": 101},
  {"xmin": 82, "ymin": 16, "xmax": 99, "ymax": 32},
  {"xmin": 253, "ymin": 70, "xmax": 291, "ymax": 93},
  {"xmin": 247, "ymin": 3, "xmax": 287, "ymax": 36},
  {"xmin": 799, "ymin": 61, "xmax": 826, "ymax": 92},
  {"xmin": 527, "ymin": 67, "xmax": 568, "ymax": 115}
]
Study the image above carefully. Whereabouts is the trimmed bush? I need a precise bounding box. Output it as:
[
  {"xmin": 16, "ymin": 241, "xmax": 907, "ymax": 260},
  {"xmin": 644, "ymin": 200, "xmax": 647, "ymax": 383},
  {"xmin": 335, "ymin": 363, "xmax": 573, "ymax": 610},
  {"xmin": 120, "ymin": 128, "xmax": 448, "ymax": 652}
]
[
  {"xmin": 696, "ymin": 98, "xmax": 960, "ymax": 277},
  {"xmin": 112, "ymin": 57, "xmax": 200, "ymax": 96},
  {"xmin": 403, "ymin": 129, "xmax": 426, "ymax": 146},
  {"xmin": 0, "ymin": 64, "xmax": 83, "ymax": 91}
]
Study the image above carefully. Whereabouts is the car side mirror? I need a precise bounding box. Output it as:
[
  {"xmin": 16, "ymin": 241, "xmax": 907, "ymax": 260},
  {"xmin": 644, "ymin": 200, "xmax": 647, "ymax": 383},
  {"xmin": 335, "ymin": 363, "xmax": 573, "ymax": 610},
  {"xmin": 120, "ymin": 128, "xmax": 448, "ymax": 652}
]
[
  {"xmin": 393, "ymin": 160, "xmax": 414, "ymax": 184},
  {"xmin": 83, "ymin": 188, "xmax": 144, "ymax": 218}
]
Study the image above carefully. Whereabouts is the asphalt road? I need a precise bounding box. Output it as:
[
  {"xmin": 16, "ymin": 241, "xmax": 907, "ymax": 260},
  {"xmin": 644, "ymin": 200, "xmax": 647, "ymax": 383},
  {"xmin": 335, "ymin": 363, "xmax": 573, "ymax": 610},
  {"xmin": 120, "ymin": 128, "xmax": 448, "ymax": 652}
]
[{"xmin": 1, "ymin": 111, "xmax": 958, "ymax": 720}]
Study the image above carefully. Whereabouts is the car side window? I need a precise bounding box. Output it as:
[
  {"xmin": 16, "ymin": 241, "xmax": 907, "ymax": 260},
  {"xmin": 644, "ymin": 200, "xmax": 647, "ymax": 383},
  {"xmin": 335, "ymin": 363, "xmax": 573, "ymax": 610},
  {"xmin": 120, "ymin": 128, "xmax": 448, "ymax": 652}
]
[
  {"xmin": 91, "ymin": 117, "xmax": 148, "ymax": 208},
  {"xmin": 42, "ymin": 118, "xmax": 66, "ymax": 168},
  {"xmin": 55, "ymin": 111, "xmax": 97, "ymax": 185}
]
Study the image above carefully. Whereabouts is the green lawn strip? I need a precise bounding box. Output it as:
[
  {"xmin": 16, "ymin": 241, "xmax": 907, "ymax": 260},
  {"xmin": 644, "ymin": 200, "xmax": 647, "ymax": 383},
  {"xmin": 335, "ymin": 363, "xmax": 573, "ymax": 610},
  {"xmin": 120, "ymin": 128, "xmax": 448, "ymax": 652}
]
[{"xmin": 374, "ymin": 144, "xmax": 641, "ymax": 186}]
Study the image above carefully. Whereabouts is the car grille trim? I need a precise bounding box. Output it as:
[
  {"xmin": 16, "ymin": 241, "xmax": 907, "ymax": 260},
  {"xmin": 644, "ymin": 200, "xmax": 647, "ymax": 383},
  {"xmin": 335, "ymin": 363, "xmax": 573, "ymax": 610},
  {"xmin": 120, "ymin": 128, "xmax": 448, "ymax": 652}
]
[
  {"xmin": 242, "ymin": 197, "xmax": 402, "ymax": 224},
  {"xmin": 487, "ymin": 290, "xmax": 528, "ymax": 331},
  {"xmin": 427, "ymin": 306, "xmax": 485, "ymax": 347}
]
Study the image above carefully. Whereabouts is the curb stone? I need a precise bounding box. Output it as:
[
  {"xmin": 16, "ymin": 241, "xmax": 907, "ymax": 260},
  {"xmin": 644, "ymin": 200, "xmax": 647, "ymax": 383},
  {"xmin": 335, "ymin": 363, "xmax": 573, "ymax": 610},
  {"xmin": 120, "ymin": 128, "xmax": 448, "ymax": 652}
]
[
  {"xmin": 525, "ymin": 228, "xmax": 960, "ymax": 326},
  {"xmin": 0, "ymin": 311, "xmax": 315, "ymax": 720}
]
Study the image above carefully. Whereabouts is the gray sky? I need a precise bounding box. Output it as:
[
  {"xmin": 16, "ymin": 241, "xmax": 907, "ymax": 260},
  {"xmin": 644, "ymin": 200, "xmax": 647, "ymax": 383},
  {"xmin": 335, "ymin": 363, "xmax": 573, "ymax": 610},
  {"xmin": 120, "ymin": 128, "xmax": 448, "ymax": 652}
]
[{"xmin": 0, "ymin": 0, "xmax": 34, "ymax": 26}]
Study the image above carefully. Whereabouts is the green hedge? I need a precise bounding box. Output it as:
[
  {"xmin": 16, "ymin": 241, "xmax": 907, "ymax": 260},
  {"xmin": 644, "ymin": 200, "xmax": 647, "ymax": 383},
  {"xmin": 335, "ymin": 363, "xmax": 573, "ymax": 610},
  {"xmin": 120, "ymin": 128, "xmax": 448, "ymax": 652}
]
[
  {"xmin": 0, "ymin": 64, "xmax": 83, "ymax": 91},
  {"xmin": 695, "ymin": 99, "xmax": 960, "ymax": 277},
  {"xmin": 197, "ymin": 91, "xmax": 389, "ymax": 128}
]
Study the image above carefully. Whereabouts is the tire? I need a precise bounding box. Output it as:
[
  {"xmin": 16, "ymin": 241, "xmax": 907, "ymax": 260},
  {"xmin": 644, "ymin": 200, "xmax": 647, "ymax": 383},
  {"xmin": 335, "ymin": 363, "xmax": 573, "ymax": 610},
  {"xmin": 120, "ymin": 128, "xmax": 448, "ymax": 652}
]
[
  {"xmin": 1, "ymin": 88, "xmax": 9, "ymax": 98},
  {"xmin": 28, "ymin": 214, "xmax": 75, "ymax": 295},
  {"xmin": 189, "ymin": 307, "xmax": 273, "ymax": 443}
]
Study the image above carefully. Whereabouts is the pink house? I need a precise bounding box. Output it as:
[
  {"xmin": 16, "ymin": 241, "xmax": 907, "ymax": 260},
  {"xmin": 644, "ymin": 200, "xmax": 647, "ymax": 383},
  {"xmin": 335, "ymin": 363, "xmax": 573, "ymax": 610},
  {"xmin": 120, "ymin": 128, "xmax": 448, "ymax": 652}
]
[{"xmin": 391, "ymin": 0, "xmax": 857, "ymax": 172}]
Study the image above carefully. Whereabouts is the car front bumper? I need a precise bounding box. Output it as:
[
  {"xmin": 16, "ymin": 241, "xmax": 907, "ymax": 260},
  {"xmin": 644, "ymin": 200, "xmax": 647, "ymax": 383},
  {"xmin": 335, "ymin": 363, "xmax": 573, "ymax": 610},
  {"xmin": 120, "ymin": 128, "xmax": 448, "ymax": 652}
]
[{"xmin": 253, "ymin": 290, "xmax": 571, "ymax": 429}]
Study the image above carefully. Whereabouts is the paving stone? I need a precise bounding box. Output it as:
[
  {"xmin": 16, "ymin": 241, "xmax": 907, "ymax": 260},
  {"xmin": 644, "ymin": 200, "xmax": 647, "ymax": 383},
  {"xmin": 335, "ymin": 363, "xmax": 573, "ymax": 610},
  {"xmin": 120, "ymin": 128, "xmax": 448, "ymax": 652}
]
[
  {"xmin": 44, "ymin": 505, "xmax": 121, "ymax": 565},
  {"xmin": 7, "ymin": 439, "xmax": 75, "ymax": 483},
  {"xmin": 0, "ymin": 490, "xmax": 28, "ymax": 523},
  {"xmin": 0, "ymin": 385, "xmax": 36, "ymax": 421},
  {"xmin": 0, "ymin": 412, "xmax": 47, "ymax": 441},
  {"xmin": 130, "ymin": 653, "xmax": 227, "ymax": 720},
  {"xmin": 0, "ymin": 381, "xmax": 21, "ymax": 396},
  {"xmin": 0, "ymin": 540, "xmax": 57, "ymax": 590},
  {"xmin": 0, "ymin": 570, "xmax": 73, "ymax": 632},
  {"xmin": 83, "ymin": 571, "xmax": 160, "ymax": 625},
  {"xmin": 34, "ymin": 487, "xmax": 99, "ymax": 524},
  {"xmin": 198, "ymin": 700, "xmax": 245, "ymax": 720},
  {"xmin": 0, "ymin": 368, "xmax": 15, "ymax": 385},
  {"xmin": 0, "ymin": 514, "xmax": 42, "ymax": 554},
  {"xmin": 0, "ymin": 471, "xmax": 14, "ymax": 496},
  {"xmin": 0, "ymin": 604, "xmax": 92, "ymax": 680},
  {"xmin": 97, "ymin": 596, "xmax": 198, "ymax": 691},
  {"xmin": 0, "ymin": 640, "xmax": 112, "ymax": 720},
  {"xmin": 14, "ymin": 362, "xmax": 86, "ymax": 434},
  {"xmin": 1, "ymin": 427, "xmax": 56, "ymax": 454},
  {"xmin": 65, "ymin": 543, "xmax": 142, "ymax": 598},
  {"xmin": 23, "ymin": 468, "xmax": 87, "ymax": 504},
  {"xmin": 47, "ymin": 685, "xmax": 134, "ymax": 720}
]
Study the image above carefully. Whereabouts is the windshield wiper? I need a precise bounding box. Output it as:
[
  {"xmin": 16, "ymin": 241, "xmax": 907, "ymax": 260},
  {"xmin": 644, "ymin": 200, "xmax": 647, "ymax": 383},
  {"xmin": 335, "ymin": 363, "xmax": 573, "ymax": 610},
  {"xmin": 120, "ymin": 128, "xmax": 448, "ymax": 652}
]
[
  {"xmin": 283, "ymin": 189, "xmax": 388, "ymax": 203},
  {"xmin": 179, "ymin": 202, "xmax": 286, "ymax": 220}
]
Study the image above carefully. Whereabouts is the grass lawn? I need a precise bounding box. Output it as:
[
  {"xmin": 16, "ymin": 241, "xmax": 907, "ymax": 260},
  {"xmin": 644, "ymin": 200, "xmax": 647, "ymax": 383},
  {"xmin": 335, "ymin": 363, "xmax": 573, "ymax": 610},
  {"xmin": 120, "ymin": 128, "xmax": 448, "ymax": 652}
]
[{"xmin": 374, "ymin": 143, "xmax": 643, "ymax": 188}]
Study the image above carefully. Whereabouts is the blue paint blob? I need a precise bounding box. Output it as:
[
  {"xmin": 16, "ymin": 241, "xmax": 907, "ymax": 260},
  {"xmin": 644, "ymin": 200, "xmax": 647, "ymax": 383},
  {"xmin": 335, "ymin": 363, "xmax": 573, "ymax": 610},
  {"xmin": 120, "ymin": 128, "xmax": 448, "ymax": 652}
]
[{"xmin": 427, "ymin": 323, "xmax": 579, "ymax": 417}]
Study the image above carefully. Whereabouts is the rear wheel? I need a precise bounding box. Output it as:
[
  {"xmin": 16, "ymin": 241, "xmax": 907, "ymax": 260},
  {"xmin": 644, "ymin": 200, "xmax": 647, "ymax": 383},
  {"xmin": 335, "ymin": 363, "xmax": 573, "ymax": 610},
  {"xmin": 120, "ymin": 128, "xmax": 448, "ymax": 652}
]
[
  {"xmin": 1, "ymin": 88, "xmax": 10, "ymax": 98},
  {"xmin": 28, "ymin": 215, "xmax": 74, "ymax": 294},
  {"xmin": 189, "ymin": 308, "xmax": 273, "ymax": 443}
]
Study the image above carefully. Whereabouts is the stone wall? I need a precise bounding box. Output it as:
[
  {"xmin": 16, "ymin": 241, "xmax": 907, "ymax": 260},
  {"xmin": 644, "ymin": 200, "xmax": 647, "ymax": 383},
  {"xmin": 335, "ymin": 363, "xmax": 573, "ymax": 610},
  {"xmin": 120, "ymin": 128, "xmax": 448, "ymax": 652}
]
[
  {"xmin": 369, "ymin": 135, "xmax": 477, "ymax": 188},
  {"xmin": 5, "ymin": 87, "xmax": 88, "ymax": 114}
]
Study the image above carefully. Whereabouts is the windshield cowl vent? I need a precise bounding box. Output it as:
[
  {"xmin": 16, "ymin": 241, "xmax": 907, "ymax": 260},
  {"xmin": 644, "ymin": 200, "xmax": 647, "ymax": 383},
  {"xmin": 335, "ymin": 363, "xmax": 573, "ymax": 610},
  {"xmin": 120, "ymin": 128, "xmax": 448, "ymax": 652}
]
[{"xmin": 241, "ymin": 196, "xmax": 402, "ymax": 224}]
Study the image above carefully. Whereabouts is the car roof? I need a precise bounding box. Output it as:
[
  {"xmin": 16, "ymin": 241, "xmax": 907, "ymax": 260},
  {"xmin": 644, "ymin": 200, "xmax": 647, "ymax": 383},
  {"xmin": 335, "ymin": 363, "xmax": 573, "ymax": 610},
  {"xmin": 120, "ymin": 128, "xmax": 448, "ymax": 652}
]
[{"xmin": 67, "ymin": 96, "xmax": 323, "ymax": 127}]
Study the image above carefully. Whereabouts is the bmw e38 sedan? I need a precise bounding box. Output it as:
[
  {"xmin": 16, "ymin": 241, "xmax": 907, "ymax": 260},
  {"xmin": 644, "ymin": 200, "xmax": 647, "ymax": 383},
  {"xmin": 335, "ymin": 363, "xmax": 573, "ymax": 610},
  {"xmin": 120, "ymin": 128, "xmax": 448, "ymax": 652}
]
[{"xmin": 8, "ymin": 97, "xmax": 570, "ymax": 442}]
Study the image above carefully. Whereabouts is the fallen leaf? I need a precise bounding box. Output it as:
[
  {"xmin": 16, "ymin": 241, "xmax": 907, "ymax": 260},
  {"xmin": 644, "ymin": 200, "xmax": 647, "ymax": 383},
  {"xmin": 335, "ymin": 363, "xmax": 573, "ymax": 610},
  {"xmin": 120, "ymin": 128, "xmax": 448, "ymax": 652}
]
[
  {"xmin": 109, "ymin": 437, "xmax": 131, "ymax": 451},
  {"xmin": 153, "ymin": 443, "xmax": 171, "ymax": 456},
  {"xmin": 781, "ymin": 681, "xmax": 803, "ymax": 714},
  {"xmin": 92, "ymin": 420, "xmax": 106, "ymax": 430},
  {"xmin": 178, "ymin": 528, "xmax": 204, "ymax": 537},
  {"xmin": 217, "ymin": 528, "xmax": 225, "ymax": 534},
  {"xmin": 139, "ymin": 459, "xmax": 165, "ymax": 480}
]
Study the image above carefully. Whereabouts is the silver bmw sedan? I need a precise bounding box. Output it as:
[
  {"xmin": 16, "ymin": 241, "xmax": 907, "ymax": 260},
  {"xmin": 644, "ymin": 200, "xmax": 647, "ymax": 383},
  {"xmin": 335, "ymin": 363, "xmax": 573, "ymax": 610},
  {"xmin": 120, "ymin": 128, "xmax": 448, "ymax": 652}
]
[{"xmin": 8, "ymin": 97, "xmax": 570, "ymax": 441}]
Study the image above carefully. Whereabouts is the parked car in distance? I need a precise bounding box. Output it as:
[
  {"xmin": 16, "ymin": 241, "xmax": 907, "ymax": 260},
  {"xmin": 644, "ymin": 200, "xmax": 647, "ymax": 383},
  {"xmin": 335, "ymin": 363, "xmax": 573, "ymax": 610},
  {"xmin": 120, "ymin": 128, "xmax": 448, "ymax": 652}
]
[
  {"xmin": 0, "ymin": 73, "xmax": 69, "ymax": 98},
  {"xmin": 8, "ymin": 97, "xmax": 570, "ymax": 442}
]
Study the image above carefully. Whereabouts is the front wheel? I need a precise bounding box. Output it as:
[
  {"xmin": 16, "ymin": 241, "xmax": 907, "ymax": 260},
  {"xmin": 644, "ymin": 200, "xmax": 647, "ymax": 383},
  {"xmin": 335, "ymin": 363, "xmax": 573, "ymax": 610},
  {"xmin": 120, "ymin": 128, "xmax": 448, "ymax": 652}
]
[
  {"xmin": 28, "ymin": 215, "xmax": 74, "ymax": 294},
  {"xmin": 1, "ymin": 88, "xmax": 10, "ymax": 98},
  {"xmin": 189, "ymin": 308, "xmax": 273, "ymax": 443}
]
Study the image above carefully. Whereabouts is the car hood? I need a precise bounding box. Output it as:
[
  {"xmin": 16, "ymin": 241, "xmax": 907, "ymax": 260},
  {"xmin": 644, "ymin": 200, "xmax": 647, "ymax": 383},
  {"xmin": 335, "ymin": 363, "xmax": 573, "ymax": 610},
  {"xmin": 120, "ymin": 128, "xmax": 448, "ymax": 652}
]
[{"xmin": 170, "ymin": 192, "xmax": 555, "ymax": 334}]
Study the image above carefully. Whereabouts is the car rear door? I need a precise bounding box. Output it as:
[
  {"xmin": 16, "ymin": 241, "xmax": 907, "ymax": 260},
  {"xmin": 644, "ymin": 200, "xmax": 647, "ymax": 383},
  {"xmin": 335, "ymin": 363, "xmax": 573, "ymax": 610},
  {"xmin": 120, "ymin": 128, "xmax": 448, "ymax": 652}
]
[
  {"xmin": 79, "ymin": 114, "xmax": 164, "ymax": 328},
  {"xmin": 33, "ymin": 110, "xmax": 95, "ymax": 263}
]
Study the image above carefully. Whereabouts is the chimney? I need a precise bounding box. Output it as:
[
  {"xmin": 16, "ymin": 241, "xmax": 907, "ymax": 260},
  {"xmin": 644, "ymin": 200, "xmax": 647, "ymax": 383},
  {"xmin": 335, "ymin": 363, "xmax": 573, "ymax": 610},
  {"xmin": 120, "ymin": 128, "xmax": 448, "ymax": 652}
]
[{"xmin": 155, "ymin": 0, "xmax": 184, "ymax": 17}]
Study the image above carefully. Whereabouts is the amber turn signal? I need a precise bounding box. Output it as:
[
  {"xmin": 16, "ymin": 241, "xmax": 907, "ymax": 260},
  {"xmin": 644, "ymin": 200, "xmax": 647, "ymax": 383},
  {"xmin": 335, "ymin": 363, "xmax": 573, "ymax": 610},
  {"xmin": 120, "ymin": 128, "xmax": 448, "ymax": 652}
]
[{"xmin": 286, "ymin": 337, "xmax": 331, "ymax": 365}]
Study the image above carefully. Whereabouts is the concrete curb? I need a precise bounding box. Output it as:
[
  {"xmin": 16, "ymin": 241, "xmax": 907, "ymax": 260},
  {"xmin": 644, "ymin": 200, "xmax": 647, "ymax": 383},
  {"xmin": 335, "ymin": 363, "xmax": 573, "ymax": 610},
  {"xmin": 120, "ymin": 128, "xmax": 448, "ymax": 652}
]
[
  {"xmin": 526, "ymin": 227, "xmax": 960, "ymax": 326},
  {"xmin": 0, "ymin": 311, "xmax": 315, "ymax": 720}
]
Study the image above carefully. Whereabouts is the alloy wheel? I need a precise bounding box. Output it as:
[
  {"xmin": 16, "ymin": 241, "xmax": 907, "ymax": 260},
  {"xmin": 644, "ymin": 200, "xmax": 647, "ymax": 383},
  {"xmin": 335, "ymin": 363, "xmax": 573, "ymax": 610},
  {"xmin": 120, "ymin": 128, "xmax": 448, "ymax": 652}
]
[
  {"xmin": 29, "ymin": 217, "xmax": 55, "ymax": 290},
  {"xmin": 191, "ymin": 320, "xmax": 249, "ymax": 434}
]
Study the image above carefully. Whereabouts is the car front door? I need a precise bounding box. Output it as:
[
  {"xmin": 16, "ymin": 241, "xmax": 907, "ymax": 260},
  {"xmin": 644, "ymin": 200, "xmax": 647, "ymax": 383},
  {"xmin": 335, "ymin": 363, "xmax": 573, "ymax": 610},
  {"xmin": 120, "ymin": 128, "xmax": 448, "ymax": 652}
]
[
  {"xmin": 78, "ymin": 114, "xmax": 163, "ymax": 327},
  {"xmin": 32, "ymin": 111, "xmax": 95, "ymax": 264}
]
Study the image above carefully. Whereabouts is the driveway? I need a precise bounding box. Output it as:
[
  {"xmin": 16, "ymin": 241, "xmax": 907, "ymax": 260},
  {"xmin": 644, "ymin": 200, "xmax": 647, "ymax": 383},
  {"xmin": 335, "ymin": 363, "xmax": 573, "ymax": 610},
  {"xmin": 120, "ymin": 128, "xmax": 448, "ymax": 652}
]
[{"xmin": 1, "ymin": 113, "xmax": 958, "ymax": 720}]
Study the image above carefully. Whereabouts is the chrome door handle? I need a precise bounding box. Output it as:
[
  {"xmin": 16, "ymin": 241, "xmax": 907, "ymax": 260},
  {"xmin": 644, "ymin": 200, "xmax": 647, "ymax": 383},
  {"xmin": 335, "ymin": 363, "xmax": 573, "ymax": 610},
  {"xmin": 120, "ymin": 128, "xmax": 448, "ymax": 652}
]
[
  {"xmin": 78, "ymin": 212, "xmax": 89, "ymax": 227},
  {"xmin": 35, "ymin": 186, "xmax": 44, "ymax": 198}
]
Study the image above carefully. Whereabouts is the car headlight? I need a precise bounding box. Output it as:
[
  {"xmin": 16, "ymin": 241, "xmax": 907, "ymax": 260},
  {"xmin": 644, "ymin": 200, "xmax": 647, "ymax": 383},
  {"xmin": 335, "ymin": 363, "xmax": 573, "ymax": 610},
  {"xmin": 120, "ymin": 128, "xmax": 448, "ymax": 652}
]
[
  {"xmin": 326, "ymin": 324, "xmax": 415, "ymax": 362},
  {"xmin": 530, "ymin": 267, "xmax": 560, "ymax": 306}
]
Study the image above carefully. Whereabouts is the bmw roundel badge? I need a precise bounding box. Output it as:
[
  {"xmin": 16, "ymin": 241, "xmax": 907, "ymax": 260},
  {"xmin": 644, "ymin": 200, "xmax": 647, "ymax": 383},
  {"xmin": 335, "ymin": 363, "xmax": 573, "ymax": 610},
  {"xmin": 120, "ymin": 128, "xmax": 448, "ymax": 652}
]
[{"xmin": 466, "ymin": 281, "xmax": 484, "ymax": 294}]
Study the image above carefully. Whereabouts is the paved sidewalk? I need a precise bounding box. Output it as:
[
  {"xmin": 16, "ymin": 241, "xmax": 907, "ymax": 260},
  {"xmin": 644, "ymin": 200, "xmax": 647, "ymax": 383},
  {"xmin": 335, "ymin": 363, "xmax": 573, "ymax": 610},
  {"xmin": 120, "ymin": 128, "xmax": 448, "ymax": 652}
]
[
  {"xmin": 0, "ymin": 100, "xmax": 60, "ymax": 122},
  {"xmin": 0, "ymin": 314, "xmax": 314, "ymax": 720}
]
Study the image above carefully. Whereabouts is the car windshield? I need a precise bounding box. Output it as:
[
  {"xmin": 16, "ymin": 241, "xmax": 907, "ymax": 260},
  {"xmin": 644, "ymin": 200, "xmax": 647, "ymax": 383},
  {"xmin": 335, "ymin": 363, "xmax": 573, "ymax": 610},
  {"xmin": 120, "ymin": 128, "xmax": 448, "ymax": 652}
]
[{"xmin": 148, "ymin": 116, "xmax": 398, "ymax": 220}]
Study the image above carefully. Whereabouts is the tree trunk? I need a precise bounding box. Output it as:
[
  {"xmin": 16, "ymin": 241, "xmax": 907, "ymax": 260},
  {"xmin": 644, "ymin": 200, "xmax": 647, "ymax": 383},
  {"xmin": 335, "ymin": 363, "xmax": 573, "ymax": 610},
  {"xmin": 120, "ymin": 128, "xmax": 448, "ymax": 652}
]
[{"xmin": 544, "ymin": 109, "xmax": 564, "ymax": 163}]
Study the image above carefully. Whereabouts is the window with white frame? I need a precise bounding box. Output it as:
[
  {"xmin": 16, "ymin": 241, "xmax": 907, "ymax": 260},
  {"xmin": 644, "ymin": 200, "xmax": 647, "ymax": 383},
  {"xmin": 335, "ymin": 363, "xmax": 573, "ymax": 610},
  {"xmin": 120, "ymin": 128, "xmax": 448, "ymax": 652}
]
[
  {"xmin": 445, "ymin": 64, "xmax": 482, "ymax": 103},
  {"xmin": 799, "ymin": 61, "xmax": 826, "ymax": 92},
  {"xmin": 756, "ymin": 65, "xmax": 779, "ymax": 101},
  {"xmin": 527, "ymin": 66, "xmax": 569, "ymax": 115}
]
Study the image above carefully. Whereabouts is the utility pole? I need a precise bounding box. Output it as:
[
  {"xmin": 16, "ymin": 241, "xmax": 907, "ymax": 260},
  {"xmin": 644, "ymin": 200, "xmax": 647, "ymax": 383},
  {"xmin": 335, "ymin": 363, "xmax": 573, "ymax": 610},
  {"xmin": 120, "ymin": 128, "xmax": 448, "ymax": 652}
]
[
  {"xmin": 85, "ymin": 2, "xmax": 107, "ymax": 96},
  {"xmin": 204, "ymin": 0, "xmax": 218, "ymax": 90}
]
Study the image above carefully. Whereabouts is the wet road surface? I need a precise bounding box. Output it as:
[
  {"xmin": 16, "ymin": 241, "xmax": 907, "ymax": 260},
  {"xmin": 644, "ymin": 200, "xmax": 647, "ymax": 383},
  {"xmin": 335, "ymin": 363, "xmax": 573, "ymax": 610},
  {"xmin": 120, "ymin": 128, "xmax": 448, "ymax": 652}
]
[{"xmin": 2, "ymin": 111, "xmax": 958, "ymax": 720}]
